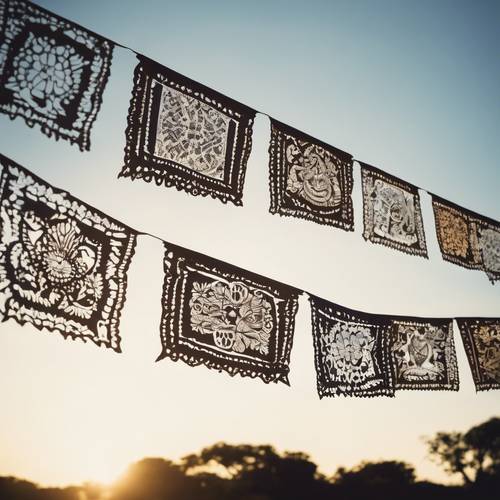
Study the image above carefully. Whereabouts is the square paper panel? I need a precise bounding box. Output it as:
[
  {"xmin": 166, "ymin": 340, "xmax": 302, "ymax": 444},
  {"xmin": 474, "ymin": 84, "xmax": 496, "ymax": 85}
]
[
  {"xmin": 158, "ymin": 243, "xmax": 300, "ymax": 384},
  {"xmin": 432, "ymin": 195, "xmax": 482, "ymax": 270},
  {"xmin": 476, "ymin": 220, "xmax": 500, "ymax": 284},
  {"xmin": 0, "ymin": 154, "xmax": 136, "ymax": 351},
  {"xmin": 360, "ymin": 162, "xmax": 427, "ymax": 257},
  {"xmin": 0, "ymin": 0, "xmax": 113, "ymax": 150},
  {"xmin": 389, "ymin": 317, "xmax": 459, "ymax": 391},
  {"xmin": 309, "ymin": 295, "xmax": 394, "ymax": 398},
  {"xmin": 268, "ymin": 119, "xmax": 354, "ymax": 230},
  {"xmin": 121, "ymin": 56, "xmax": 256, "ymax": 205},
  {"xmin": 456, "ymin": 318, "xmax": 500, "ymax": 391}
]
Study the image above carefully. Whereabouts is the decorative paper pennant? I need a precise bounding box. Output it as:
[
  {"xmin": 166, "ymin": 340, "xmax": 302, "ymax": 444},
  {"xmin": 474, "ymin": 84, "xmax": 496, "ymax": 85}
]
[
  {"xmin": 388, "ymin": 317, "xmax": 459, "ymax": 391},
  {"xmin": 456, "ymin": 318, "xmax": 500, "ymax": 391},
  {"xmin": 477, "ymin": 221, "xmax": 500, "ymax": 284},
  {"xmin": 432, "ymin": 195, "xmax": 500, "ymax": 283},
  {"xmin": 0, "ymin": 154, "xmax": 136, "ymax": 351},
  {"xmin": 157, "ymin": 243, "xmax": 300, "ymax": 384},
  {"xmin": 0, "ymin": 0, "xmax": 113, "ymax": 151},
  {"xmin": 360, "ymin": 162, "xmax": 427, "ymax": 257},
  {"xmin": 120, "ymin": 56, "xmax": 256, "ymax": 205},
  {"xmin": 432, "ymin": 195, "xmax": 482, "ymax": 270},
  {"xmin": 309, "ymin": 295, "xmax": 394, "ymax": 398},
  {"xmin": 268, "ymin": 119, "xmax": 354, "ymax": 230}
]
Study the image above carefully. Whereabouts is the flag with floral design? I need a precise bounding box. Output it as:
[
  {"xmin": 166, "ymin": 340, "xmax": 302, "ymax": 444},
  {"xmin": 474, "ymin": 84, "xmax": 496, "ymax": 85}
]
[
  {"xmin": 0, "ymin": 0, "xmax": 113, "ymax": 150},
  {"xmin": 309, "ymin": 295, "xmax": 394, "ymax": 398},
  {"xmin": 0, "ymin": 154, "xmax": 136, "ymax": 351},
  {"xmin": 157, "ymin": 243, "xmax": 300, "ymax": 384}
]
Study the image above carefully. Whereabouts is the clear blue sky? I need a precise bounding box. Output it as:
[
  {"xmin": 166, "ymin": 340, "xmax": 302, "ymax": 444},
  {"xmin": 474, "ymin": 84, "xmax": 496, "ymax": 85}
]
[{"xmin": 0, "ymin": 0, "xmax": 499, "ymax": 487}]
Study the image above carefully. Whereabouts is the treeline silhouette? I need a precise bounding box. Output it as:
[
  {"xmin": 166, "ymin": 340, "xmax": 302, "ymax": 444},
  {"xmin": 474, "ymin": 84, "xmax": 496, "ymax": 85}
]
[{"xmin": 1, "ymin": 417, "xmax": 498, "ymax": 500}]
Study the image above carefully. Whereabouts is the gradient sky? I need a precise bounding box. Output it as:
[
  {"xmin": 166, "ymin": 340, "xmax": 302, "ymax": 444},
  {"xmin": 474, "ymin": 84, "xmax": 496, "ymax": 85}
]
[{"xmin": 0, "ymin": 0, "xmax": 499, "ymax": 488}]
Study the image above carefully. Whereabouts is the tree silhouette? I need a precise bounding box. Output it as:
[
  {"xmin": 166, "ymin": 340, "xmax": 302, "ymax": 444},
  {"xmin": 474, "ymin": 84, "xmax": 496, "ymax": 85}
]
[
  {"xmin": 181, "ymin": 442, "xmax": 329, "ymax": 500},
  {"xmin": 334, "ymin": 460, "xmax": 416, "ymax": 485},
  {"xmin": 0, "ymin": 477, "xmax": 81, "ymax": 500},
  {"xmin": 332, "ymin": 460, "xmax": 416, "ymax": 499},
  {"xmin": 0, "ymin": 476, "xmax": 39, "ymax": 500},
  {"xmin": 182, "ymin": 443, "xmax": 279, "ymax": 478},
  {"xmin": 426, "ymin": 417, "xmax": 500, "ymax": 488},
  {"xmin": 1, "ymin": 419, "xmax": 499, "ymax": 500}
]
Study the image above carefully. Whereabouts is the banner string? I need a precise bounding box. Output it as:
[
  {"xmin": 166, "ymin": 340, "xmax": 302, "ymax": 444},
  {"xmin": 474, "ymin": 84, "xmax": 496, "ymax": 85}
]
[{"xmin": 26, "ymin": 1, "xmax": 498, "ymax": 224}]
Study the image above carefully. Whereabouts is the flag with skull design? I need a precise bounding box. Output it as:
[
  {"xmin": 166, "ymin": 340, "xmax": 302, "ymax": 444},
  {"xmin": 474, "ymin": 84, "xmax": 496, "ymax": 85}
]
[
  {"xmin": 157, "ymin": 242, "xmax": 300, "ymax": 384},
  {"xmin": 0, "ymin": 153, "xmax": 136, "ymax": 351}
]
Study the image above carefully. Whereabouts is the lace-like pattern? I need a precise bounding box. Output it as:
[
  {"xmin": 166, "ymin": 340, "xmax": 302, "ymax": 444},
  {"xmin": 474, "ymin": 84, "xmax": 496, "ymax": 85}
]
[
  {"xmin": 0, "ymin": 0, "xmax": 113, "ymax": 151},
  {"xmin": 268, "ymin": 119, "xmax": 354, "ymax": 230},
  {"xmin": 121, "ymin": 56, "xmax": 256, "ymax": 205},
  {"xmin": 432, "ymin": 195, "xmax": 499, "ymax": 284},
  {"xmin": 477, "ymin": 224, "xmax": 500, "ymax": 283},
  {"xmin": 389, "ymin": 318, "xmax": 458, "ymax": 391},
  {"xmin": 456, "ymin": 318, "xmax": 500, "ymax": 391},
  {"xmin": 0, "ymin": 154, "xmax": 136, "ymax": 351},
  {"xmin": 360, "ymin": 163, "xmax": 427, "ymax": 257},
  {"xmin": 158, "ymin": 243, "xmax": 300, "ymax": 384},
  {"xmin": 309, "ymin": 295, "xmax": 394, "ymax": 398}
]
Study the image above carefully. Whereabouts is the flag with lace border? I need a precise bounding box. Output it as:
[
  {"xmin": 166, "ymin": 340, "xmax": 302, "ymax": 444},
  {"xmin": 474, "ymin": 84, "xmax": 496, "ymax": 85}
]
[
  {"xmin": 157, "ymin": 242, "xmax": 300, "ymax": 385},
  {"xmin": 0, "ymin": 0, "xmax": 113, "ymax": 151},
  {"xmin": 309, "ymin": 294, "xmax": 394, "ymax": 398},
  {"xmin": 456, "ymin": 318, "xmax": 500, "ymax": 391},
  {"xmin": 431, "ymin": 194, "xmax": 500, "ymax": 284},
  {"xmin": 360, "ymin": 162, "xmax": 427, "ymax": 258},
  {"xmin": 0, "ymin": 153, "xmax": 136, "ymax": 352},
  {"xmin": 388, "ymin": 316, "xmax": 459, "ymax": 391},
  {"xmin": 120, "ymin": 55, "xmax": 256, "ymax": 206},
  {"xmin": 268, "ymin": 119, "xmax": 354, "ymax": 230}
]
